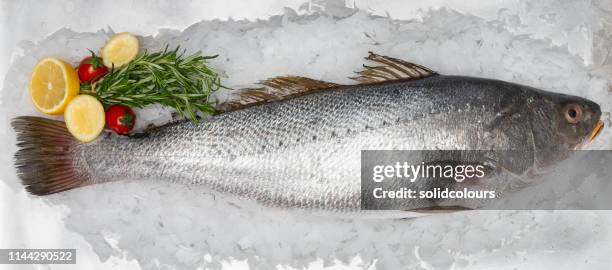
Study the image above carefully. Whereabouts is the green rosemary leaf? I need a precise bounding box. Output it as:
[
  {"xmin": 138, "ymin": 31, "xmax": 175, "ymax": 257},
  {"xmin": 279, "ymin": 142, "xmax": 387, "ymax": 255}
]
[{"xmin": 84, "ymin": 46, "xmax": 223, "ymax": 122}]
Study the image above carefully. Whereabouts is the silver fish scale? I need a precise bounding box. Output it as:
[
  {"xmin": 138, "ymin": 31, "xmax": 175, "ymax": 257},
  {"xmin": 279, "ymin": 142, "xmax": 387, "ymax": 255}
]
[{"xmin": 77, "ymin": 75, "xmax": 530, "ymax": 211}]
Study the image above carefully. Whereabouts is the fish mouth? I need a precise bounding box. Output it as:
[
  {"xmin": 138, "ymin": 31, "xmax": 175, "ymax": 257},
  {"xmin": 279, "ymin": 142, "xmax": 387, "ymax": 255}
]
[{"xmin": 589, "ymin": 120, "xmax": 604, "ymax": 143}]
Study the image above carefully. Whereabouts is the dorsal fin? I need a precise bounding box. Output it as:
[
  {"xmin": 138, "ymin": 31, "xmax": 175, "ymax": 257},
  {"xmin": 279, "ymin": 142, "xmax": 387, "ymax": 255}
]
[
  {"xmin": 215, "ymin": 53, "xmax": 436, "ymax": 113},
  {"xmin": 215, "ymin": 76, "xmax": 339, "ymax": 113},
  {"xmin": 350, "ymin": 52, "xmax": 437, "ymax": 84}
]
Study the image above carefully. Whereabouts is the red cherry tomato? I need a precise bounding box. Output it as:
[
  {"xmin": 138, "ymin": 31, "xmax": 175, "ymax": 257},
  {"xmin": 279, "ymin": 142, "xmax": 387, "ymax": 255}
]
[
  {"xmin": 78, "ymin": 50, "xmax": 109, "ymax": 83},
  {"xmin": 105, "ymin": 105, "xmax": 136, "ymax": 135}
]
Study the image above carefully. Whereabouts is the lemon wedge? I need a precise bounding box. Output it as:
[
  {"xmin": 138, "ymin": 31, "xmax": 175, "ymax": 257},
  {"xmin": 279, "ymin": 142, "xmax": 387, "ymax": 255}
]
[
  {"xmin": 64, "ymin": 95, "xmax": 106, "ymax": 142},
  {"xmin": 29, "ymin": 57, "xmax": 80, "ymax": 115},
  {"xmin": 101, "ymin": 32, "xmax": 139, "ymax": 68}
]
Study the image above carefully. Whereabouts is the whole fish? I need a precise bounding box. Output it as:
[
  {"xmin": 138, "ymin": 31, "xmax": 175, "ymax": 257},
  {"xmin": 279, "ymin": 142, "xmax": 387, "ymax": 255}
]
[{"xmin": 13, "ymin": 53, "xmax": 603, "ymax": 213}]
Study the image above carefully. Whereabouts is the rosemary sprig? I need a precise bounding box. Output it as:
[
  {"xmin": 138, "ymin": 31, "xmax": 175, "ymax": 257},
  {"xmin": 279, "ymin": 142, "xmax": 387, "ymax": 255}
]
[{"xmin": 81, "ymin": 46, "xmax": 223, "ymax": 122}]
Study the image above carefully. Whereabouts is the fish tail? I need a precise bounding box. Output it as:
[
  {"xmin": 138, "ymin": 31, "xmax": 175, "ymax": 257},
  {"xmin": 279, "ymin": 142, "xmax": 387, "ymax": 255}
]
[{"xmin": 12, "ymin": 116, "xmax": 92, "ymax": 195}]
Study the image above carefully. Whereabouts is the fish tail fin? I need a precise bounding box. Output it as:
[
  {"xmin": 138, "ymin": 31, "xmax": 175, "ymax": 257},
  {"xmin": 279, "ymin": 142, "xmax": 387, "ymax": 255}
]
[{"xmin": 12, "ymin": 116, "xmax": 92, "ymax": 195}]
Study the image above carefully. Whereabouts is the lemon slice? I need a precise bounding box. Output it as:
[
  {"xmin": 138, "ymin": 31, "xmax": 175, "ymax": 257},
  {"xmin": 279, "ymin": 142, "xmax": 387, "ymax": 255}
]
[
  {"xmin": 29, "ymin": 57, "xmax": 80, "ymax": 115},
  {"xmin": 64, "ymin": 95, "xmax": 106, "ymax": 142},
  {"xmin": 101, "ymin": 32, "xmax": 140, "ymax": 68}
]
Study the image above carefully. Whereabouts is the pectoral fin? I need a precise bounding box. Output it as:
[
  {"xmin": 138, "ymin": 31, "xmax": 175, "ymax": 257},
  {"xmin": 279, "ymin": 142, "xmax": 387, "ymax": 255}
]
[{"xmin": 406, "ymin": 205, "xmax": 472, "ymax": 214}]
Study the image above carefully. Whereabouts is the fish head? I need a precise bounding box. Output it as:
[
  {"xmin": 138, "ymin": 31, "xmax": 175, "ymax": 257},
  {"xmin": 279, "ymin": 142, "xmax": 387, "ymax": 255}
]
[{"xmin": 525, "ymin": 89, "xmax": 603, "ymax": 167}]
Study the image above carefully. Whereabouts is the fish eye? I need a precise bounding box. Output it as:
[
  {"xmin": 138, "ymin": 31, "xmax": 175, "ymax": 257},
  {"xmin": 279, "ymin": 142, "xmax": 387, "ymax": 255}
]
[{"xmin": 563, "ymin": 103, "xmax": 583, "ymax": 124}]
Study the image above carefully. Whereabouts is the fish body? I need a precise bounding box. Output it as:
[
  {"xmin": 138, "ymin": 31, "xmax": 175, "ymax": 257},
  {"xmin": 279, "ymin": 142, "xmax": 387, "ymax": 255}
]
[
  {"xmin": 84, "ymin": 75, "xmax": 549, "ymax": 211},
  {"xmin": 13, "ymin": 54, "xmax": 603, "ymax": 213}
]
